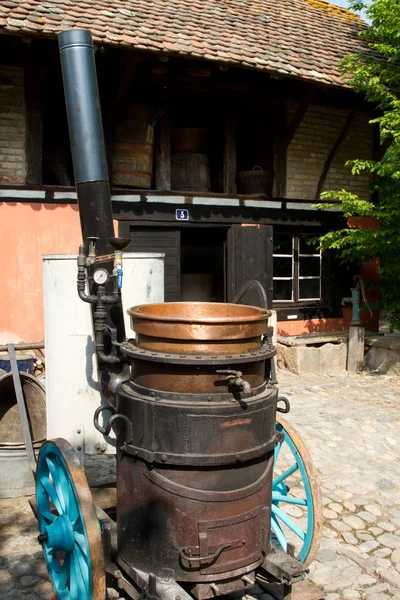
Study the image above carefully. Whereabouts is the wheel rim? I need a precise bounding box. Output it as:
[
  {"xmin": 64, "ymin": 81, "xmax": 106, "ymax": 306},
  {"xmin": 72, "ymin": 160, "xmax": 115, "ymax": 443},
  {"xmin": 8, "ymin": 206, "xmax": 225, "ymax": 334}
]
[
  {"xmin": 271, "ymin": 416, "xmax": 323, "ymax": 565},
  {"xmin": 36, "ymin": 438, "xmax": 105, "ymax": 600}
]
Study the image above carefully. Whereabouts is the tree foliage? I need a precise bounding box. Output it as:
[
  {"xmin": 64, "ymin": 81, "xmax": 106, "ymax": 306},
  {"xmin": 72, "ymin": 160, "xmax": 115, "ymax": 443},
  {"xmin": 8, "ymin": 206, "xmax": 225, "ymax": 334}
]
[{"xmin": 315, "ymin": 0, "xmax": 400, "ymax": 326}]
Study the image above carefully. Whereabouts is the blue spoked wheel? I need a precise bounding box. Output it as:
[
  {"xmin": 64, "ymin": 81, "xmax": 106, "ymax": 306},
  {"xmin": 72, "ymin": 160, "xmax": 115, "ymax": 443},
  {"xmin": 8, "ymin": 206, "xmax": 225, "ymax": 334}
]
[
  {"xmin": 271, "ymin": 415, "xmax": 323, "ymax": 566},
  {"xmin": 36, "ymin": 438, "xmax": 105, "ymax": 600}
]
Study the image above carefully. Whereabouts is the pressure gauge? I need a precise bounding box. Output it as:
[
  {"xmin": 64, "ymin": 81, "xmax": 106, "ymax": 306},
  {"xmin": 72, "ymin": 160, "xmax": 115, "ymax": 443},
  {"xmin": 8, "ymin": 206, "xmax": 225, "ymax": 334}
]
[{"xmin": 93, "ymin": 268, "xmax": 109, "ymax": 285}]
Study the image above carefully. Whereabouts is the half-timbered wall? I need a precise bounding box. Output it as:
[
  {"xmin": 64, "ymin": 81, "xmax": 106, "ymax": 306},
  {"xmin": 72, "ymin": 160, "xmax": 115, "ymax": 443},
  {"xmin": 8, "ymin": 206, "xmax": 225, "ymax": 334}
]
[
  {"xmin": 286, "ymin": 103, "xmax": 373, "ymax": 200},
  {"xmin": 0, "ymin": 66, "xmax": 25, "ymax": 184}
]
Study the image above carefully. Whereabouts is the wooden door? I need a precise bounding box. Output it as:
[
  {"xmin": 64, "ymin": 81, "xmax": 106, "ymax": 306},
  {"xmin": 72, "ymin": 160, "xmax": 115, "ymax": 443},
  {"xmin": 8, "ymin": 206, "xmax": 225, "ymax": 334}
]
[
  {"xmin": 227, "ymin": 224, "xmax": 273, "ymax": 308},
  {"xmin": 128, "ymin": 226, "xmax": 181, "ymax": 301}
]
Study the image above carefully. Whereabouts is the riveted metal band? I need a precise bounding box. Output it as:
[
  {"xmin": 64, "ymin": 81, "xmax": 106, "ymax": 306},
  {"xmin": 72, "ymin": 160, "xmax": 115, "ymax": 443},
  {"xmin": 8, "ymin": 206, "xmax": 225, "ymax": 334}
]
[
  {"xmin": 121, "ymin": 430, "xmax": 282, "ymax": 467},
  {"xmin": 120, "ymin": 341, "xmax": 276, "ymax": 365}
]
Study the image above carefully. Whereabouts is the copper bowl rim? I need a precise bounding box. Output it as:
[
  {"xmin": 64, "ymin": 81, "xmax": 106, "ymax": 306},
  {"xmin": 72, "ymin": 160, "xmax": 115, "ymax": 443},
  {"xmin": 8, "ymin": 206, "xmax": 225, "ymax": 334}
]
[{"xmin": 127, "ymin": 302, "xmax": 271, "ymax": 324}]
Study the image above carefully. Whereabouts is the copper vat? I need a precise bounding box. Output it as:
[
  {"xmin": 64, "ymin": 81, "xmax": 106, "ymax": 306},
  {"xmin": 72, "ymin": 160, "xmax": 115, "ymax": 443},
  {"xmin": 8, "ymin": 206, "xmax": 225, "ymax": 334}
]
[{"xmin": 127, "ymin": 302, "xmax": 271, "ymax": 354}]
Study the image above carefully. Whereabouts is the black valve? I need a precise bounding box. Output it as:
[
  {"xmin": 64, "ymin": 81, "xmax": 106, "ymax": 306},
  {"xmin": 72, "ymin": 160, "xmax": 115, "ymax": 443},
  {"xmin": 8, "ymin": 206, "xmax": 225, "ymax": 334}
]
[{"xmin": 38, "ymin": 532, "xmax": 48, "ymax": 545}]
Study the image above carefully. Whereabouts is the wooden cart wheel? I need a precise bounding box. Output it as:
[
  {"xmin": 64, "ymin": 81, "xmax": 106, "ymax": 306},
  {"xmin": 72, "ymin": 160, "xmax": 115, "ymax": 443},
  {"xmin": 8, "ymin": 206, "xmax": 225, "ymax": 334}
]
[
  {"xmin": 36, "ymin": 438, "xmax": 105, "ymax": 600},
  {"xmin": 272, "ymin": 415, "xmax": 323, "ymax": 565}
]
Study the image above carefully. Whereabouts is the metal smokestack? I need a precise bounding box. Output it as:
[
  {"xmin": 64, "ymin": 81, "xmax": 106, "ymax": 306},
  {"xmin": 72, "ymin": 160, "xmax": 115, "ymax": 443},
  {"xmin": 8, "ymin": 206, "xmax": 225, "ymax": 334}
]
[{"xmin": 58, "ymin": 29, "xmax": 114, "ymax": 254}]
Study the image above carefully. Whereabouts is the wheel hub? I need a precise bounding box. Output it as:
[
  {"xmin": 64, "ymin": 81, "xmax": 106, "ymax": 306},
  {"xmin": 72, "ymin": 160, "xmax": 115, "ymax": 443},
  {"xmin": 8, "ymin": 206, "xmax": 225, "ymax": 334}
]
[{"xmin": 39, "ymin": 513, "xmax": 75, "ymax": 553}]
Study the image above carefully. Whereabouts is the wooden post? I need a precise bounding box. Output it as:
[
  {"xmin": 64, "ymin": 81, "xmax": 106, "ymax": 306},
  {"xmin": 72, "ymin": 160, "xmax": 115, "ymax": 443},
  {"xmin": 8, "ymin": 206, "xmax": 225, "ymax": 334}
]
[
  {"xmin": 24, "ymin": 61, "xmax": 43, "ymax": 185},
  {"xmin": 347, "ymin": 325, "xmax": 365, "ymax": 372},
  {"xmin": 284, "ymin": 85, "xmax": 315, "ymax": 148},
  {"xmin": 155, "ymin": 109, "xmax": 171, "ymax": 191},
  {"xmin": 223, "ymin": 104, "xmax": 236, "ymax": 194},
  {"xmin": 273, "ymin": 101, "xmax": 287, "ymax": 198}
]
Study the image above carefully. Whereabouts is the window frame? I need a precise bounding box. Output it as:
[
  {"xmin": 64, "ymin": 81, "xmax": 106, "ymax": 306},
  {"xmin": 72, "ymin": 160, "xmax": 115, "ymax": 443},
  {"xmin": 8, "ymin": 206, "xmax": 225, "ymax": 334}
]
[{"xmin": 273, "ymin": 232, "xmax": 323, "ymax": 306}]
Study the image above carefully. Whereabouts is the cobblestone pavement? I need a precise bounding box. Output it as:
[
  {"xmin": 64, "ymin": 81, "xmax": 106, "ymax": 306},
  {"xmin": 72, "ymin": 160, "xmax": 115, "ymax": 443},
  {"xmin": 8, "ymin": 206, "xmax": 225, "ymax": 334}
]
[
  {"xmin": 279, "ymin": 370, "xmax": 400, "ymax": 600},
  {"xmin": 0, "ymin": 370, "xmax": 399, "ymax": 600}
]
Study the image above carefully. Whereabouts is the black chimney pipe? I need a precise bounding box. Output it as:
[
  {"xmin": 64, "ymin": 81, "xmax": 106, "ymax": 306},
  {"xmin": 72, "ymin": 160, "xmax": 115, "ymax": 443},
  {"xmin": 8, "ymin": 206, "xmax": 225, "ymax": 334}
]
[
  {"xmin": 58, "ymin": 29, "xmax": 114, "ymax": 255},
  {"xmin": 59, "ymin": 28, "xmax": 126, "ymax": 350}
]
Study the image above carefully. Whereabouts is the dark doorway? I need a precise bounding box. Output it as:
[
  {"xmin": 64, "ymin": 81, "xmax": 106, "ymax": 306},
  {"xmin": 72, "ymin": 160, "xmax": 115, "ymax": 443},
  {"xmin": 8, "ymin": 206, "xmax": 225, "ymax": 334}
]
[{"xmin": 180, "ymin": 228, "xmax": 227, "ymax": 302}]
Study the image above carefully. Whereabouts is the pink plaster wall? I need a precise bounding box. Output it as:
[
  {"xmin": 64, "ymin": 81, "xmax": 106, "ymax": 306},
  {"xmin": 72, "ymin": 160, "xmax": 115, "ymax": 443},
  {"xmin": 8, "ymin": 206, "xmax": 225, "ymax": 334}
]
[
  {"xmin": 1, "ymin": 203, "xmax": 380, "ymax": 343},
  {"xmin": 0, "ymin": 203, "xmax": 82, "ymax": 343},
  {"xmin": 277, "ymin": 317, "xmax": 348, "ymax": 337}
]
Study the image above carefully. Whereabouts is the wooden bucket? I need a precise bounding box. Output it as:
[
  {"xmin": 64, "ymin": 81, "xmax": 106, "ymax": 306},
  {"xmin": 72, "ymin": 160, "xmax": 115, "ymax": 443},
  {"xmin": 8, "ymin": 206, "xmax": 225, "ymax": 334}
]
[
  {"xmin": 171, "ymin": 153, "xmax": 210, "ymax": 192},
  {"xmin": 112, "ymin": 105, "xmax": 161, "ymax": 189}
]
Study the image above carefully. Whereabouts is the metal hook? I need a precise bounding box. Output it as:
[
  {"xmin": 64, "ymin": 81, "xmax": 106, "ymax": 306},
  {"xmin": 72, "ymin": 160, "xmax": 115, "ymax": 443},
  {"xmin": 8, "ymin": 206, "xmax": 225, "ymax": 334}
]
[{"xmin": 93, "ymin": 405, "xmax": 133, "ymax": 444}]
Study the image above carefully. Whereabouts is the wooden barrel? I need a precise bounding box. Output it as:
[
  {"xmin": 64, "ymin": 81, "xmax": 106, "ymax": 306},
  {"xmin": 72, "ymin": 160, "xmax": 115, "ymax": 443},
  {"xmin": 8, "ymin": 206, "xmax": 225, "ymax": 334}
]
[
  {"xmin": 112, "ymin": 105, "xmax": 154, "ymax": 189},
  {"xmin": 172, "ymin": 128, "xmax": 207, "ymax": 153},
  {"xmin": 171, "ymin": 153, "xmax": 210, "ymax": 192}
]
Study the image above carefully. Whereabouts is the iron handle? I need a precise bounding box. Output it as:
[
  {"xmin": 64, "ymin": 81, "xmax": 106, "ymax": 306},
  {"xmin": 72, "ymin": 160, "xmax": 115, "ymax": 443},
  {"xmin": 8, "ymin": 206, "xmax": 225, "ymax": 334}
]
[
  {"xmin": 216, "ymin": 369, "xmax": 251, "ymax": 393},
  {"xmin": 179, "ymin": 542, "xmax": 232, "ymax": 567},
  {"xmin": 232, "ymin": 279, "xmax": 268, "ymax": 309},
  {"xmin": 93, "ymin": 405, "xmax": 133, "ymax": 443},
  {"xmin": 276, "ymin": 396, "xmax": 290, "ymax": 414}
]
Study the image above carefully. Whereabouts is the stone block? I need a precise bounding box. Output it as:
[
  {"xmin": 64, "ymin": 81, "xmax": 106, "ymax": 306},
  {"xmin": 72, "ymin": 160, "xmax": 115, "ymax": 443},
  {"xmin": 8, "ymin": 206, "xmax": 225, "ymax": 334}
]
[
  {"xmin": 277, "ymin": 340, "xmax": 347, "ymax": 375},
  {"xmin": 364, "ymin": 346, "xmax": 400, "ymax": 375}
]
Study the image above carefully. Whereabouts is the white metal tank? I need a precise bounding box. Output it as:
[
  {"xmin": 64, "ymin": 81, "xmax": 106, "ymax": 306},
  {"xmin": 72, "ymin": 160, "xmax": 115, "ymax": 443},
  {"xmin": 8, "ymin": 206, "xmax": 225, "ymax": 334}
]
[{"xmin": 43, "ymin": 253, "xmax": 164, "ymax": 463}]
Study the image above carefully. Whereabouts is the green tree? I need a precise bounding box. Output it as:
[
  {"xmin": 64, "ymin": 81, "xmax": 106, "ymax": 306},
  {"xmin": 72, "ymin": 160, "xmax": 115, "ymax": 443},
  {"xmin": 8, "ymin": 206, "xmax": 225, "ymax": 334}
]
[{"xmin": 315, "ymin": 0, "xmax": 400, "ymax": 327}]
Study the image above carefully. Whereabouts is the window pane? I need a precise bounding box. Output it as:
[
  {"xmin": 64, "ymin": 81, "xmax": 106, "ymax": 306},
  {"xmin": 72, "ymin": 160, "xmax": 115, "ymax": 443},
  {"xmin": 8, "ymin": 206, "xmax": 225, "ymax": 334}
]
[
  {"xmin": 273, "ymin": 233, "xmax": 292, "ymax": 255},
  {"xmin": 299, "ymin": 256, "xmax": 320, "ymax": 277},
  {"xmin": 299, "ymin": 234, "xmax": 317, "ymax": 254},
  {"xmin": 299, "ymin": 279, "xmax": 320, "ymax": 300},
  {"xmin": 274, "ymin": 257, "xmax": 292, "ymax": 277},
  {"xmin": 273, "ymin": 279, "xmax": 293, "ymax": 301}
]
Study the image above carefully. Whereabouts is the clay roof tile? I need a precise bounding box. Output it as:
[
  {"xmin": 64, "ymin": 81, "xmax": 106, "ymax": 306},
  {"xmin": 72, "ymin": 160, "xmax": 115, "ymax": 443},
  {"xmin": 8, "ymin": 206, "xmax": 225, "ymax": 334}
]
[{"xmin": 0, "ymin": 0, "xmax": 369, "ymax": 88}]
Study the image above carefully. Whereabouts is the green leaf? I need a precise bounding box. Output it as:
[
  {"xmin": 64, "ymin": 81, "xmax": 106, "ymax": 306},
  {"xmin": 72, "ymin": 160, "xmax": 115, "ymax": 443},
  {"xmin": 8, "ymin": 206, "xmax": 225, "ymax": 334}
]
[{"xmin": 316, "ymin": 0, "xmax": 400, "ymax": 328}]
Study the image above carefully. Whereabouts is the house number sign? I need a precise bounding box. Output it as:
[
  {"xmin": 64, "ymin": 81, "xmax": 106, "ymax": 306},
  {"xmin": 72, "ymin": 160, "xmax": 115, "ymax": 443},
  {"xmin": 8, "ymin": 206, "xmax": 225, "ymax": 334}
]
[{"xmin": 175, "ymin": 209, "xmax": 189, "ymax": 221}]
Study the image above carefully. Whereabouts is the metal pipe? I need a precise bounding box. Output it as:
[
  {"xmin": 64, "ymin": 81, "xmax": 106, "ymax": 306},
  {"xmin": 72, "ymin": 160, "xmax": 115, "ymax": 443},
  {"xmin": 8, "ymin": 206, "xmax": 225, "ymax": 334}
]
[
  {"xmin": 0, "ymin": 342, "xmax": 44, "ymax": 352},
  {"xmin": 7, "ymin": 344, "xmax": 37, "ymax": 474},
  {"xmin": 58, "ymin": 29, "xmax": 114, "ymax": 255}
]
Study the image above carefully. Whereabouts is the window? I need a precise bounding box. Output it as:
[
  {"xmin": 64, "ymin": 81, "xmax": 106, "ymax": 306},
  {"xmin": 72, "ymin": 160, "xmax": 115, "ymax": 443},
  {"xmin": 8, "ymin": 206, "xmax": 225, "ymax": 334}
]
[{"xmin": 273, "ymin": 233, "xmax": 322, "ymax": 303}]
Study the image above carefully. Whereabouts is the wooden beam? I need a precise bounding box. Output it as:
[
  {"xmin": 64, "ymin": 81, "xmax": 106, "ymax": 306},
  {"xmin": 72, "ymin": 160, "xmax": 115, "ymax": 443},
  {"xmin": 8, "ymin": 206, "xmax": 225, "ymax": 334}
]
[
  {"xmin": 285, "ymin": 85, "xmax": 315, "ymax": 149},
  {"xmin": 314, "ymin": 111, "xmax": 356, "ymax": 200},
  {"xmin": 24, "ymin": 61, "xmax": 43, "ymax": 185},
  {"xmin": 155, "ymin": 109, "xmax": 171, "ymax": 191},
  {"xmin": 223, "ymin": 103, "xmax": 236, "ymax": 194},
  {"xmin": 375, "ymin": 136, "xmax": 392, "ymax": 162},
  {"xmin": 273, "ymin": 101, "xmax": 287, "ymax": 198}
]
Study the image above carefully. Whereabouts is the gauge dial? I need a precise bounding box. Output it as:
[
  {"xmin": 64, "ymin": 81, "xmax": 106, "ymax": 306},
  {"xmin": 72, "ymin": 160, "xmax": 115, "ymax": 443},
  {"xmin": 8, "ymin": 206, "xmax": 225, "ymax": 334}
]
[{"xmin": 93, "ymin": 268, "xmax": 109, "ymax": 285}]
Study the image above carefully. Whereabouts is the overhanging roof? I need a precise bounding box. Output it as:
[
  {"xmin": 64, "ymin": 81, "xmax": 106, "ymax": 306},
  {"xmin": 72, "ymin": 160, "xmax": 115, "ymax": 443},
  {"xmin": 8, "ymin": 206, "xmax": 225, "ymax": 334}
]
[{"xmin": 0, "ymin": 0, "xmax": 369, "ymax": 88}]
